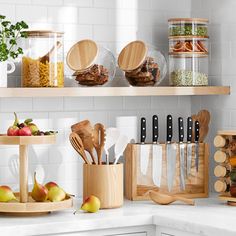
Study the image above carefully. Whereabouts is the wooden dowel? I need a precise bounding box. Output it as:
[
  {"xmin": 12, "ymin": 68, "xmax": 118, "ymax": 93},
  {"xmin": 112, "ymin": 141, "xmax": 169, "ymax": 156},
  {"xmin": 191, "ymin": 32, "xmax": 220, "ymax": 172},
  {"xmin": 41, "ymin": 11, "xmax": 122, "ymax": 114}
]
[{"xmin": 19, "ymin": 145, "xmax": 28, "ymax": 203}]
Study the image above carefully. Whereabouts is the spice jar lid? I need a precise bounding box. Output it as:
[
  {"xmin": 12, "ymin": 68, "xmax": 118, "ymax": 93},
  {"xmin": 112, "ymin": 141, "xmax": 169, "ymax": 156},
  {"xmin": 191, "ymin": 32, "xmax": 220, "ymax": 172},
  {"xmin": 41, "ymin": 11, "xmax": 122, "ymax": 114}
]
[
  {"xmin": 66, "ymin": 39, "xmax": 98, "ymax": 72},
  {"xmin": 168, "ymin": 18, "xmax": 209, "ymax": 24},
  {"xmin": 214, "ymin": 180, "xmax": 227, "ymax": 193},
  {"xmin": 25, "ymin": 30, "xmax": 64, "ymax": 37},
  {"xmin": 118, "ymin": 40, "xmax": 148, "ymax": 71}
]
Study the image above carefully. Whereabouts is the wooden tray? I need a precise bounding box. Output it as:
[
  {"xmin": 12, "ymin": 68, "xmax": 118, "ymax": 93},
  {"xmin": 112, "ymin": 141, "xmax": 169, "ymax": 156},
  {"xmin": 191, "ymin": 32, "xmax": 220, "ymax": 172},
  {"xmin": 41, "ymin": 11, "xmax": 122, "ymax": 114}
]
[
  {"xmin": 125, "ymin": 143, "xmax": 209, "ymax": 200},
  {"xmin": 0, "ymin": 193, "xmax": 73, "ymax": 214}
]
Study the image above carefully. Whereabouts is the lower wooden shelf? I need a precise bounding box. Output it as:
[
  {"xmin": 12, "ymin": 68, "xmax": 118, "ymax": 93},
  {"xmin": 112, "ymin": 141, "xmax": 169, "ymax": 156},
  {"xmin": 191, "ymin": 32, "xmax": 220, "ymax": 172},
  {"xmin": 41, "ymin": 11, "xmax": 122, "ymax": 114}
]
[{"xmin": 0, "ymin": 86, "xmax": 230, "ymax": 97}]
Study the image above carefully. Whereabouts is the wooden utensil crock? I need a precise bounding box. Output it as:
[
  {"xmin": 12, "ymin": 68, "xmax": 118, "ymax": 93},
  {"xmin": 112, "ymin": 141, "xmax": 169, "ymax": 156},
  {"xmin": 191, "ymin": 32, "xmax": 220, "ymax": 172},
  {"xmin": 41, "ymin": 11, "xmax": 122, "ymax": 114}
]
[{"xmin": 83, "ymin": 163, "xmax": 123, "ymax": 209}]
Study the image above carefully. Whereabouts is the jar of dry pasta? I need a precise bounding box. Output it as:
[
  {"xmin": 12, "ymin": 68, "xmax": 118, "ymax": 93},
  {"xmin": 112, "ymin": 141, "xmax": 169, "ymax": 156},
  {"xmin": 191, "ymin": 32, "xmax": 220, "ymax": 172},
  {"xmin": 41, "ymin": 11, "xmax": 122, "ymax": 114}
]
[{"xmin": 22, "ymin": 30, "xmax": 64, "ymax": 87}]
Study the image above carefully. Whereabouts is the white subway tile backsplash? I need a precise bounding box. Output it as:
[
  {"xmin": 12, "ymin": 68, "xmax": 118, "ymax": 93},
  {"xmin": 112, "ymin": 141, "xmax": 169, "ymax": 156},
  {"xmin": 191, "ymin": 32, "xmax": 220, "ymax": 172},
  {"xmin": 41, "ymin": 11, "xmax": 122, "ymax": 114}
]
[
  {"xmin": 124, "ymin": 97, "xmax": 151, "ymax": 110},
  {"xmin": 33, "ymin": 98, "xmax": 64, "ymax": 112},
  {"xmin": 64, "ymin": 0, "xmax": 93, "ymax": 7},
  {"xmin": 64, "ymin": 24, "xmax": 93, "ymax": 40},
  {"xmin": 94, "ymin": 97, "xmax": 123, "ymax": 110},
  {"xmin": 64, "ymin": 97, "xmax": 94, "ymax": 111},
  {"xmin": 48, "ymin": 6, "xmax": 78, "ymax": 23},
  {"xmin": 32, "ymin": 0, "xmax": 63, "ymax": 6},
  {"xmin": 93, "ymin": 0, "xmax": 116, "ymax": 9},
  {"xmin": 0, "ymin": 98, "xmax": 32, "ymax": 112},
  {"xmin": 16, "ymin": 5, "xmax": 47, "ymax": 22},
  {"xmin": 78, "ymin": 8, "xmax": 108, "ymax": 25}
]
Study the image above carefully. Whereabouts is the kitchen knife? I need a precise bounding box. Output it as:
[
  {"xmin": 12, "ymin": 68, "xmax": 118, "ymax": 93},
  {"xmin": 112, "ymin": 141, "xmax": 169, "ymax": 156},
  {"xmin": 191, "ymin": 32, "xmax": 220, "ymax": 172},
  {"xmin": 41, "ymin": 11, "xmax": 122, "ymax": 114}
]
[
  {"xmin": 166, "ymin": 115, "xmax": 177, "ymax": 192},
  {"xmin": 140, "ymin": 117, "xmax": 149, "ymax": 175},
  {"xmin": 152, "ymin": 115, "xmax": 162, "ymax": 187},
  {"xmin": 194, "ymin": 120, "xmax": 200, "ymax": 172},
  {"xmin": 178, "ymin": 117, "xmax": 185, "ymax": 190},
  {"xmin": 186, "ymin": 117, "xmax": 193, "ymax": 177}
]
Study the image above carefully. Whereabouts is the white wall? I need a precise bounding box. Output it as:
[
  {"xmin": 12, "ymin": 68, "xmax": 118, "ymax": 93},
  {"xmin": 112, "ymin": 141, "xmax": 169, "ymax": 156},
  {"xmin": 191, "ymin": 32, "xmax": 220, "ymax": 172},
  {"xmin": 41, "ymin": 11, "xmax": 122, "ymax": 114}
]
[
  {"xmin": 0, "ymin": 0, "xmax": 193, "ymax": 196},
  {"xmin": 191, "ymin": 0, "xmax": 234, "ymax": 191}
]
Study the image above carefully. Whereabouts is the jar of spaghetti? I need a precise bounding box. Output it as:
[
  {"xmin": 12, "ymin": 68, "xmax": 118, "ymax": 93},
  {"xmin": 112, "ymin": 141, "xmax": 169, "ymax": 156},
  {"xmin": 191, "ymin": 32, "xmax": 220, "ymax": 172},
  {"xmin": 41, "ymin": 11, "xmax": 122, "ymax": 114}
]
[{"xmin": 22, "ymin": 30, "xmax": 64, "ymax": 87}]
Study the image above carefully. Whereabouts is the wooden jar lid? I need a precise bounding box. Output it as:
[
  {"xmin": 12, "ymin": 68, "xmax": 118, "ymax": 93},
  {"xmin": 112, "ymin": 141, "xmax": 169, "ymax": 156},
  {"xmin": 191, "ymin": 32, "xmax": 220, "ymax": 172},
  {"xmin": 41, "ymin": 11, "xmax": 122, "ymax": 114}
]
[
  {"xmin": 214, "ymin": 165, "xmax": 227, "ymax": 177},
  {"xmin": 25, "ymin": 30, "xmax": 64, "ymax": 37},
  {"xmin": 214, "ymin": 180, "xmax": 227, "ymax": 192},
  {"xmin": 214, "ymin": 135, "xmax": 226, "ymax": 148},
  {"xmin": 214, "ymin": 150, "xmax": 227, "ymax": 163},
  {"xmin": 66, "ymin": 39, "xmax": 98, "ymax": 71},
  {"xmin": 118, "ymin": 40, "xmax": 148, "ymax": 72},
  {"xmin": 168, "ymin": 18, "xmax": 209, "ymax": 24}
]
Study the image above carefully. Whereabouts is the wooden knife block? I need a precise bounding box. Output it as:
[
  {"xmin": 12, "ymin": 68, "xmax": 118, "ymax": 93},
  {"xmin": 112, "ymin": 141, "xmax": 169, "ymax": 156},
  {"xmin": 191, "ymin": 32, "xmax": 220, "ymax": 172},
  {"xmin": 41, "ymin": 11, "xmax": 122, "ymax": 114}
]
[{"xmin": 124, "ymin": 143, "xmax": 209, "ymax": 200}]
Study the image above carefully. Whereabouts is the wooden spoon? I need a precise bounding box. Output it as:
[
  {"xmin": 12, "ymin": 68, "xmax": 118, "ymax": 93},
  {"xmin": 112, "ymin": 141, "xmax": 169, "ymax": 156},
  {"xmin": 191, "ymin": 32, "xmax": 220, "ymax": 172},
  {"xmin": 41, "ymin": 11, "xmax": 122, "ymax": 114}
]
[
  {"xmin": 69, "ymin": 132, "xmax": 91, "ymax": 164},
  {"xmin": 92, "ymin": 123, "xmax": 106, "ymax": 165},
  {"xmin": 71, "ymin": 120, "xmax": 96, "ymax": 164},
  {"xmin": 39, "ymin": 41, "xmax": 62, "ymax": 64},
  {"xmin": 148, "ymin": 190, "xmax": 195, "ymax": 206}
]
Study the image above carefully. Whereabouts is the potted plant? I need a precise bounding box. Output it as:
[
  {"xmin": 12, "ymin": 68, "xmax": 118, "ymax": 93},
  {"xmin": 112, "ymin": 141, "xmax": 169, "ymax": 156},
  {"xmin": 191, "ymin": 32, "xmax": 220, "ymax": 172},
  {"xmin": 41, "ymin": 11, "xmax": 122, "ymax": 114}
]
[{"xmin": 0, "ymin": 15, "xmax": 28, "ymax": 87}]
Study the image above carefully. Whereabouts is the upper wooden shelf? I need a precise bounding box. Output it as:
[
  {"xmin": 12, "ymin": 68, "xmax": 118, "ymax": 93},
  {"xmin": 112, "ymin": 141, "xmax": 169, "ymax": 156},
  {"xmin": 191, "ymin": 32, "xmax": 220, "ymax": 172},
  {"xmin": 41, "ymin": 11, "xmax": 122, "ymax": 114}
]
[{"xmin": 0, "ymin": 86, "xmax": 230, "ymax": 97}]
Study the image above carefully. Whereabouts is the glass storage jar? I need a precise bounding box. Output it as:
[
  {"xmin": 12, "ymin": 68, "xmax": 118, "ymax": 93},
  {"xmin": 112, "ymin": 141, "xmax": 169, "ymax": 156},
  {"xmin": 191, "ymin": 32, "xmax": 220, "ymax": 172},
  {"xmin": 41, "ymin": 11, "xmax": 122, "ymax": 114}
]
[
  {"xmin": 168, "ymin": 18, "xmax": 208, "ymax": 37},
  {"xmin": 22, "ymin": 30, "xmax": 64, "ymax": 87},
  {"xmin": 169, "ymin": 55, "xmax": 208, "ymax": 86},
  {"xmin": 118, "ymin": 41, "xmax": 167, "ymax": 86},
  {"xmin": 169, "ymin": 37, "xmax": 208, "ymax": 55},
  {"xmin": 67, "ymin": 40, "xmax": 116, "ymax": 86}
]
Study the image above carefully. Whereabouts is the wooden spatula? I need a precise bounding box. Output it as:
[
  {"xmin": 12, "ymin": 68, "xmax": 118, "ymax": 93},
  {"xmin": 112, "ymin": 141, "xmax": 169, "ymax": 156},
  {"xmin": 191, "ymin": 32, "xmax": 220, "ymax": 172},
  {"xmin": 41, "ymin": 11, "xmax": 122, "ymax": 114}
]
[
  {"xmin": 93, "ymin": 123, "xmax": 106, "ymax": 165},
  {"xmin": 71, "ymin": 120, "xmax": 96, "ymax": 164},
  {"xmin": 69, "ymin": 132, "xmax": 91, "ymax": 164}
]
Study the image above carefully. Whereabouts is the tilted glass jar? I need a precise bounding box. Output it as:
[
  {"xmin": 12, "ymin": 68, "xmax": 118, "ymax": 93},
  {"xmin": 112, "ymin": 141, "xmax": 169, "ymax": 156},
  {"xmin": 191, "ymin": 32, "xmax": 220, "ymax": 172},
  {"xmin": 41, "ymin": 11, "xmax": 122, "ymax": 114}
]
[{"xmin": 22, "ymin": 30, "xmax": 64, "ymax": 87}]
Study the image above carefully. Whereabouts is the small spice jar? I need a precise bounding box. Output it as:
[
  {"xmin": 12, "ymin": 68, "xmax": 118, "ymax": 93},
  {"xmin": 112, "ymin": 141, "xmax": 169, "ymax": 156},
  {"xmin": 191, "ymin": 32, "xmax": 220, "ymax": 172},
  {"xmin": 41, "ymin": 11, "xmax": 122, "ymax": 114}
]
[
  {"xmin": 168, "ymin": 18, "xmax": 208, "ymax": 37},
  {"xmin": 66, "ymin": 39, "xmax": 116, "ymax": 86},
  {"xmin": 22, "ymin": 30, "xmax": 64, "ymax": 87},
  {"xmin": 118, "ymin": 41, "xmax": 167, "ymax": 86}
]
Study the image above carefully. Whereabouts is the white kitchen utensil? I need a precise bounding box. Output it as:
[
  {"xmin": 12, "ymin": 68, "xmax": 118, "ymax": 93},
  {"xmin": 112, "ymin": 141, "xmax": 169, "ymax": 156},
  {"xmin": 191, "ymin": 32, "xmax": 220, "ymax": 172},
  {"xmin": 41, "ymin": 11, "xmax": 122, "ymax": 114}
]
[
  {"xmin": 104, "ymin": 128, "xmax": 120, "ymax": 164},
  {"xmin": 113, "ymin": 135, "xmax": 129, "ymax": 164}
]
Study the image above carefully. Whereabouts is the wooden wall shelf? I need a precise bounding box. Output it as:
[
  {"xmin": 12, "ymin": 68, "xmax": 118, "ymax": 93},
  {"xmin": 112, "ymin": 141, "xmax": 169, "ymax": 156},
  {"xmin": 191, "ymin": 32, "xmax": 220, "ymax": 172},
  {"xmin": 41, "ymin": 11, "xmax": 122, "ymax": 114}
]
[{"xmin": 0, "ymin": 86, "xmax": 230, "ymax": 97}]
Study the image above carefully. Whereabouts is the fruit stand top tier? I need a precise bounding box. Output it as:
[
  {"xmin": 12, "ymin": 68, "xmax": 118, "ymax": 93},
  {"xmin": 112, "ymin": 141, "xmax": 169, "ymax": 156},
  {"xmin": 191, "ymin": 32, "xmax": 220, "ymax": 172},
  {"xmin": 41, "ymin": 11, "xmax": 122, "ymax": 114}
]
[{"xmin": 0, "ymin": 134, "xmax": 56, "ymax": 145}]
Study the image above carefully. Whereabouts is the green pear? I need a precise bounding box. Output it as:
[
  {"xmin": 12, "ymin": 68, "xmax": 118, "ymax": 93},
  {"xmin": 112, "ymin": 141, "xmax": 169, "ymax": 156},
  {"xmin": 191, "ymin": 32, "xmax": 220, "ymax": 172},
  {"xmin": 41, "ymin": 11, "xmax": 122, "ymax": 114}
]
[
  {"xmin": 31, "ymin": 172, "xmax": 48, "ymax": 202},
  {"xmin": 24, "ymin": 118, "xmax": 39, "ymax": 134},
  {"xmin": 48, "ymin": 186, "xmax": 66, "ymax": 202},
  {"xmin": 0, "ymin": 185, "xmax": 16, "ymax": 202},
  {"xmin": 81, "ymin": 195, "xmax": 100, "ymax": 213}
]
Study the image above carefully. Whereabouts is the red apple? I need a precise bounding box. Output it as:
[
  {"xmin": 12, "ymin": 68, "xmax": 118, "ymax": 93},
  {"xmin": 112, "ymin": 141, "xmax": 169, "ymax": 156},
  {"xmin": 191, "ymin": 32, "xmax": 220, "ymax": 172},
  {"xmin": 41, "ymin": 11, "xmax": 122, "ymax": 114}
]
[
  {"xmin": 7, "ymin": 126, "xmax": 19, "ymax": 136},
  {"xmin": 18, "ymin": 126, "xmax": 32, "ymax": 136}
]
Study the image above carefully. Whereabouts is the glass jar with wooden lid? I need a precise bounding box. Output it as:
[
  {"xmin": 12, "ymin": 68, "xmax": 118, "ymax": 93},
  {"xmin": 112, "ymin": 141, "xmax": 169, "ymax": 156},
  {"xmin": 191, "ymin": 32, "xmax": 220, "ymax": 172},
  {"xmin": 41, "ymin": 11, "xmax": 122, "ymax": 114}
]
[
  {"xmin": 66, "ymin": 39, "xmax": 116, "ymax": 86},
  {"xmin": 118, "ymin": 40, "xmax": 167, "ymax": 86},
  {"xmin": 22, "ymin": 30, "xmax": 64, "ymax": 87}
]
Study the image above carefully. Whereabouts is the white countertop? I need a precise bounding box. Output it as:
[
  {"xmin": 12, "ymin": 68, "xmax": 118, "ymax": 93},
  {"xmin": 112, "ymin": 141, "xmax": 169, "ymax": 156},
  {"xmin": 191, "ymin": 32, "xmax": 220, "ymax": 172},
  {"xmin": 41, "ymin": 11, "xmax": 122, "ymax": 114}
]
[{"xmin": 0, "ymin": 196, "xmax": 235, "ymax": 236}]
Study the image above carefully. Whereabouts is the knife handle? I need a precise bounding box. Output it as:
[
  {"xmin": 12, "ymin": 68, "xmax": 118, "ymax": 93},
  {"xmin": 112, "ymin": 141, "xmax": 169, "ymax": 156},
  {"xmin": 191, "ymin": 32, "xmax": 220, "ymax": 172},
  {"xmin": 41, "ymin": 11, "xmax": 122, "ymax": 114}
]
[
  {"xmin": 178, "ymin": 117, "xmax": 184, "ymax": 143},
  {"xmin": 141, "ymin": 117, "xmax": 146, "ymax": 143},
  {"xmin": 152, "ymin": 115, "xmax": 158, "ymax": 143},
  {"xmin": 187, "ymin": 117, "xmax": 192, "ymax": 143},
  {"xmin": 166, "ymin": 115, "xmax": 173, "ymax": 143},
  {"xmin": 195, "ymin": 120, "xmax": 200, "ymax": 142}
]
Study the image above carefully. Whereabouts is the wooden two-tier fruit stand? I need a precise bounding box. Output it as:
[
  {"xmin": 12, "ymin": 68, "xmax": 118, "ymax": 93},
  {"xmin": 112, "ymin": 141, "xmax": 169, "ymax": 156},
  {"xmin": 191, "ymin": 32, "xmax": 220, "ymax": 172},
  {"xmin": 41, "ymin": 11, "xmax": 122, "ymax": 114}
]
[{"xmin": 0, "ymin": 135, "xmax": 73, "ymax": 215}]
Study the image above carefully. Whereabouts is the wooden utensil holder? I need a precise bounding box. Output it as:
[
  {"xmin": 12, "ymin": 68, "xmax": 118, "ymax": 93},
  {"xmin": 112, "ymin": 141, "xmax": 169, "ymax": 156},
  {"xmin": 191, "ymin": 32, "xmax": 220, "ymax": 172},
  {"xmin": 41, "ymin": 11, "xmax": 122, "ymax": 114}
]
[
  {"xmin": 83, "ymin": 163, "xmax": 123, "ymax": 209},
  {"xmin": 125, "ymin": 143, "xmax": 209, "ymax": 200}
]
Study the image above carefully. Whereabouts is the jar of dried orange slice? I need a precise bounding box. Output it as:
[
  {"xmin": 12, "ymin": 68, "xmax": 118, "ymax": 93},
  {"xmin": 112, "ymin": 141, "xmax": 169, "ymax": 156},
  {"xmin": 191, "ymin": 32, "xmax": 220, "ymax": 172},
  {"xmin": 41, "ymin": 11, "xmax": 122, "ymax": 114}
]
[{"xmin": 22, "ymin": 30, "xmax": 64, "ymax": 87}]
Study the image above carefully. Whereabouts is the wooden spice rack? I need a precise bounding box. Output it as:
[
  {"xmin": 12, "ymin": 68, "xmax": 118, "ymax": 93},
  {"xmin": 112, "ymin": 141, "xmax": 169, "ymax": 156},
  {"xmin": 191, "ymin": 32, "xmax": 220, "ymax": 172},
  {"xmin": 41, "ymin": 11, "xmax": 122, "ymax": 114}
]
[
  {"xmin": 0, "ymin": 135, "xmax": 73, "ymax": 215},
  {"xmin": 214, "ymin": 131, "xmax": 236, "ymax": 206}
]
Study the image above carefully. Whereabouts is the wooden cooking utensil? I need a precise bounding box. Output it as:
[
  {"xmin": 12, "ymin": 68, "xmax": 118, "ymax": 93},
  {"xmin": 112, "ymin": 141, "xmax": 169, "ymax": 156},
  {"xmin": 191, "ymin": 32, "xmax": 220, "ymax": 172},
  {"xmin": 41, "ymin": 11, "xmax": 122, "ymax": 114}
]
[
  {"xmin": 118, "ymin": 40, "xmax": 148, "ymax": 72},
  {"xmin": 191, "ymin": 110, "xmax": 210, "ymax": 142},
  {"xmin": 66, "ymin": 39, "xmax": 98, "ymax": 71},
  {"xmin": 71, "ymin": 120, "xmax": 96, "ymax": 164},
  {"xmin": 39, "ymin": 41, "xmax": 62, "ymax": 64},
  {"xmin": 148, "ymin": 190, "xmax": 195, "ymax": 206},
  {"xmin": 92, "ymin": 123, "xmax": 106, "ymax": 165},
  {"xmin": 69, "ymin": 132, "xmax": 91, "ymax": 164}
]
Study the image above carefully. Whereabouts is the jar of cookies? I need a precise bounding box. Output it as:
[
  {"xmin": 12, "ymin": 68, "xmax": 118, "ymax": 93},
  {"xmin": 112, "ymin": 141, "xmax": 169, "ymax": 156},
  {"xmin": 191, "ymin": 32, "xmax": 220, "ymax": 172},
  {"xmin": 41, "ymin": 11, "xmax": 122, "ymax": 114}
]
[
  {"xmin": 66, "ymin": 39, "xmax": 116, "ymax": 86},
  {"xmin": 22, "ymin": 30, "xmax": 64, "ymax": 87},
  {"xmin": 118, "ymin": 41, "xmax": 167, "ymax": 86}
]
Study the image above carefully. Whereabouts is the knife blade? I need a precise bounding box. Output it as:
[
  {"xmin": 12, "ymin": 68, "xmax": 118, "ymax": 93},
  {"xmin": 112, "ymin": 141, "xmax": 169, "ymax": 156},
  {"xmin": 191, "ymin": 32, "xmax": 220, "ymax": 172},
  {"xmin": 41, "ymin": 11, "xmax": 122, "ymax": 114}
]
[
  {"xmin": 140, "ymin": 117, "xmax": 149, "ymax": 175},
  {"xmin": 152, "ymin": 115, "xmax": 162, "ymax": 187},
  {"xmin": 178, "ymin": 117, "xmax": 185, "ymax": 190},
  {"xmin": 166, "ymin": 115, "xmax": 176, "ymax": 192},
  {"xmin": 186, "ymin": 117, "xmax": 193, "ymax": 177},
  {"xmin": 194, "ymin": 120, "xmax": 200, "ymax": 172}
]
